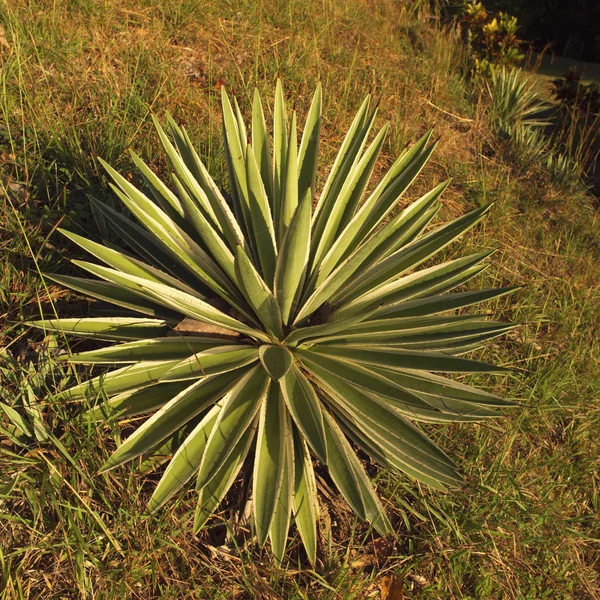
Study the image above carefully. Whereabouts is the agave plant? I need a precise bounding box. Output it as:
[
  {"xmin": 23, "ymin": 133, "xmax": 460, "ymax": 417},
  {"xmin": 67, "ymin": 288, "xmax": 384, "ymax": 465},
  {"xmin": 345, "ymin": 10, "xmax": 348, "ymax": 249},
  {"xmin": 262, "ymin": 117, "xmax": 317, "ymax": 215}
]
[
  {"xmin": 485, "ymin": 67, "xmax": 551, "ymax": 134},
  {"xmin": 31, "ymin": 81, "xmax": 517, "ymax": 563}
]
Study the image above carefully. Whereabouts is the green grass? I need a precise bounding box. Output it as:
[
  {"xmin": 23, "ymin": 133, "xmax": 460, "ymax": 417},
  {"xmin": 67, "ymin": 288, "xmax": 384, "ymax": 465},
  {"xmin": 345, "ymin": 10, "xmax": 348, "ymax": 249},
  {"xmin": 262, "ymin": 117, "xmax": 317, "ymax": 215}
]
[{"xmin": 1, "ymin": 1, "xmax": 600, "ymax": 598}]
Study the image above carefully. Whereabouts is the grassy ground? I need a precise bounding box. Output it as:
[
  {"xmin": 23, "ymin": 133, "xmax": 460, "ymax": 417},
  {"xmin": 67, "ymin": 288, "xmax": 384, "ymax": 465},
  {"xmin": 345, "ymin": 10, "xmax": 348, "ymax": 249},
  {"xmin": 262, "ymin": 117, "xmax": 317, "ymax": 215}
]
[{"xmin": 1, "ymin": 1, "xmax": 600, "ymax": 598}]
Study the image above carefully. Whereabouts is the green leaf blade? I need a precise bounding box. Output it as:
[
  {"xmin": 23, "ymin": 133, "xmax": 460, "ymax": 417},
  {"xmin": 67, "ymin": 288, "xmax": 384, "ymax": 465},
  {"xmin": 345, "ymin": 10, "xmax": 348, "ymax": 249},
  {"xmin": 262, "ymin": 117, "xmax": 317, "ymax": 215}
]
[
  {"xmin": 297, "ymin": 83, "xmax": 322, "ymax": 201},
  {"xmin": 274, "ymin": 188, "xmax": 312, "ymax": 324},
  {"xmin": 234, "ymin": 247, "xmax": 283, "ymax": 339},
  {"xmin": 99, "ymin": 370, "xmax": 245, "ymax": 472},
  {"xmin": 253, "ymin": 385, "xmax": 286, "ymax": 545},
  {"xmin": 292, "ymin": 428, "xmax": 319, "ymax": 565},
  {"xmin": 196, "ymin": 365, "xmax": 269, "ymax": 489},
  {"xmin": 280, "ymin": 365, "xmax": 327, "ymax": 463}
]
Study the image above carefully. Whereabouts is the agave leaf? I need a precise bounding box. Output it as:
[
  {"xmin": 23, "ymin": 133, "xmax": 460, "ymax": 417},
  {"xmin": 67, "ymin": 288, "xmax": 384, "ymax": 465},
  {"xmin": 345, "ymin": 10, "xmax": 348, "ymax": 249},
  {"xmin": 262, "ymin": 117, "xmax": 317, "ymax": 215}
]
[
  {"xmin": 311, "ymin": 367, "xmax": 460, "ymax": 485},
  {"xmin": 59, "ymin": 228, "xmax": 202, "ymax": 298},
  {"xmin": 252, "ymin": 89, "xmax": 274, "ymax": 201},
  {"xmin": 164, "ymin": 115, "xmax": 248, "ymax": 252},
  {"xmin": 195, "ymin": 365, "xmax": 269, "ymax": 489},
  {"xmin": 311, "ymin": 345, "xmax": 511, "ymax": 373},
  {"xmin": 106, "ymin": 181, "xmax": 240, "ymax": 307},
  {"xmin": 280, "ymin": 364, "xmax": 327, "ymax": 463},
  {"xmin": 311, "ymin": 95, "xmax": 374, "ymax": 236},
  {"xmin": 307, "ymin": 314, "xmax": 481, "ymax": 346},
  {"xmin": 84, "ymin": 381, "xmax": 191, "ymax": 420},
  {"xmin": 373, "ymin": 199, "xmax": 442, "ymax": 263},
  {"xmin": 337, "ymin": 203, "xmax": 493, "ymax": 305},
  {"xmin": 56, "ymin": 360, "xmax": 182, "ymax": 401},
  {"xmin": 354, "ymin": 132, "xmax": 436, "ymax": 241},
  {"xmin": 279, "ymin": 109, "xmax": 298, "ymax": 240},
  {"xmin": 169, "ymin": 173, "xmax": 238, "ymax": 283},
  {"xmin": 297, "ymin": 82, "xmax": 322, "ymax": 200},
  {"xmin": 363, "ymin": 370, "xmax": 505, "ymax": 418},
  {"xmin": 149, "ymin": 402, "xmax": 223, "ymax": 511},
  {"xmin": 307, "ymin": 358, "xmax": 504, "ymax": 425},
  {"xmin": 221, "ymin": 88, "xmax": 252, "ymax": 236},
  {"xmin": 27, "ymin": 317, "xmax": 171, "ymax": 342},
  {"xmin": 129, "ymin": 150, "xmax": 184, "ymax": 217},
  {"xmin": 323, "ymin": 410, "xmax": 391, "ymax": 534},
  {"xmin": 46, "ymin": 274, "xmax": 178, "ymax": 320},
  {"xmin": 160, "ymin": 346, "xmax": 259, "ymax": 381},
  {"xmin": 375, "ymin": 286, "xmax": 521, "ymax": 319},
  {"xmin": 406, "ymin": 391, "xmax": 502, "ymax": 418},
  {"xmin": 245, "ymin": 146, "xmax": 278, "ymax": 284},
  {"xmin": 292, "ymin": 428, "xmax": 319, "ymax": 565},
  {"xmin": 379, "ymin": 323, "xmax": 516, "ymax": 352},
  {"xmin": 193, "ymin": 418, "xmax": 257, "ymax": 532},
  {"xmin": 223, "ymin": 124, "xmax": 246, "ymax": 236},
  {"xmin": 311, "ymin": 123, "xmax": 389, "ymax": 269},
  {"xmin": 367, "ymin": 366, "xmax": 517, "ymax": 408},
  {"xmin": 234, "ymin": 247, "xmax": 283, "ymax": 338},
  {"xmin": 429, "ymin": 334, "xmax": 514, "ymax": 355},
  {"xmin": 253, "ymin": 384, "xmax": 286, "ymax": 545},
  {"xmin": 259, "ymin": 345, "xmax": 294, "ymax": 381},
  {"xmin": 324, "ymin": 392, "xmax": 457, "ymax": 488},
  {"xmin": 370, "ymin": 259, "xmax": 490, "ymax": 315},
  {"xmin": 284, "ymin": 307, "xmax": 379, "ymax": 348},
  {"xmin": 137, "ymin": 421, "xmax": 196, "ymax": 475},
  {"xmin": 100, "ymin": 158, "xmax": 232, "ymax": 291},
  {"xmin": 87, "ymin": 196, "xmax": 198, "ymax": 287},
  {"xmin": 335, "ymin": 251, "xmax": 493, "ymax": 319},
  {"xmin": 153, "ymin": 115, "xmax": 221, "ymax": 228},
  {"xmin": 274, "ymin": 188, "xmax": 312, "ymax": 325},
  {"xmin": 331, "ymin": 404, "xmax": 390, "ymax": 467},
  {"xmin": 272, "ymin": 79, "xmax": 288, "ymax": 230},
  {"xmin": 295, "ymin": 184, "xmax": 444, "ymax": 323},
  {"xmin": 316, "ymin": 178, "xmax": 448, "ymax": 291},
  {"xmin": 311, "ymin": 314, "xmax": 512, "ymax": 347},
  {"xmin": 299, "ymin": 350, "xmax": 445, "ymax": 417},
  {"xmin": 64, "ymin": 337, "xmax": 234, "ymax": 364},
  {"xmin": 99, "ymin": 370, "xmax": 245, "ymax": 472},
  {"xmin": 269, "ymin": 409, "xmax": 294, "ymax": 565},
  {"xmin": 318, "ymin": 313, "xmax": 485, "ymax": 338},
  {"xmin": 233, "ymin": 95, "xmax": 249, "ymax": 158},
  {"xmin": 70, "ymin": 262, "xmax": 268, "ymax": 341}
]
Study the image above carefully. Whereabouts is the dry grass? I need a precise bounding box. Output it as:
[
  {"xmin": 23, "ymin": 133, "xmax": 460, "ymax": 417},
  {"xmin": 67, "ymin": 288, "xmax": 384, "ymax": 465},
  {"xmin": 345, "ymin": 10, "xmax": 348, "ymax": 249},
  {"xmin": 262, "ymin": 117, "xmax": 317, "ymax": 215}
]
[{"xmin": 1, "ymin": 0, "xmax": 600, "ymax": 598}]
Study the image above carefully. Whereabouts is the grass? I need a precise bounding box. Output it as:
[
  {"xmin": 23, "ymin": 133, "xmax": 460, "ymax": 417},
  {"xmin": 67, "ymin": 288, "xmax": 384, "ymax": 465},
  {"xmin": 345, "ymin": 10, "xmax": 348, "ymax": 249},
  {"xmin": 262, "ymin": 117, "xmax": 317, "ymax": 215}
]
[{"xmin": 1, "ymin": 0, "xmax": 600, "ymax": 598}]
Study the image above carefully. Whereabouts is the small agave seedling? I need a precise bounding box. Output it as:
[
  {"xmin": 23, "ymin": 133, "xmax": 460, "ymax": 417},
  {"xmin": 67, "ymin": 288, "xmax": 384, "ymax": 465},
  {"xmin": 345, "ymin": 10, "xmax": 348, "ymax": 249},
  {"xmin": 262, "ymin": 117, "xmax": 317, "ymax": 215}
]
[{"xmin": 31, "ymin": 81, "xmax": 518, "ymax": 564}]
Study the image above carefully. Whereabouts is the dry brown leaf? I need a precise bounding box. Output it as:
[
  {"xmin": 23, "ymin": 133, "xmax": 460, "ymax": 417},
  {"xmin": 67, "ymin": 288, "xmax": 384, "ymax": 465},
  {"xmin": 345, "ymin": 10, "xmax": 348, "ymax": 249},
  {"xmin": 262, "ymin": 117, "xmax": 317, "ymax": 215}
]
[
  {"xmin": 350, "ymin": 536, "xmax": 396, "ymax": 569},
  {"xmin": 0, "ymin": 25, "xmax": 10, "ymax": 52},
  {"xmin": 169, "ymin": 317, "xmax": 241, "ymax": 339},
  {"xmin": 380, "ymin": 573, "xmax": 404, "ymax": 600}
]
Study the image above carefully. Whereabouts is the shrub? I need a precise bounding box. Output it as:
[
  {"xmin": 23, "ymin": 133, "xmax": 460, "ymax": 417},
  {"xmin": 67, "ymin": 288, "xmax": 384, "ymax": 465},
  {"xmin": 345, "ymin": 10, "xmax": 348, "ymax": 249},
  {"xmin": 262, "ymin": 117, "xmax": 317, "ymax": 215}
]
[
  {"xmin": 550, "ymin": 68, "xmax": 600, "ymax": 192},
  {"xmin": 552, "ymin": 67, "xmax": 600, "ymax": 116},
  {"xmin": 30, "ymin": 82, "xmax": 518, "ymax": 563},
  {"xmin": 484, "ymin": 67, "xmax": 551, "ymax": 166},
  {"xmin": 459, "ymin": 2, "xmax": 525, "ymax": 74}
]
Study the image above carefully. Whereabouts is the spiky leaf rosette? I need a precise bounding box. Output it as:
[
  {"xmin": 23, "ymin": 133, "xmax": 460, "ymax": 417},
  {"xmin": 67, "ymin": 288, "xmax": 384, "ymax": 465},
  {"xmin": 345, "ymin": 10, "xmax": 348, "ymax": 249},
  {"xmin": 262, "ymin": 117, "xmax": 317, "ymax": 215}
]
[{"xmin": 30, "ymin": 81, "xmax": 518, "ymax": 564}]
